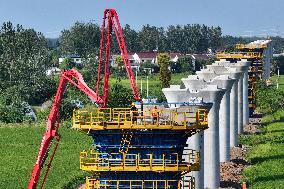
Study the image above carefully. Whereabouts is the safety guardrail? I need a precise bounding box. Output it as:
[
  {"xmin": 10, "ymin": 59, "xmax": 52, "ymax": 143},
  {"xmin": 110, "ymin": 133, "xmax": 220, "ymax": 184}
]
[
  {"xmin": 236, "ymin": 43, "xmax": 268, "ymax": 49},
  {"xmin": 73, "ymin": 108, "xmax": 208, "ymax": 130},
  {"xmin": 80, "ymin": 150, "xmax": 200, "ymax": 172},
  {"xmin": 85, "ymin": 177, "xmax": 196, "ymax": 189},
  {"xmin": 216, "ymin": 52, "xmax": 262, "ymax": 59}
]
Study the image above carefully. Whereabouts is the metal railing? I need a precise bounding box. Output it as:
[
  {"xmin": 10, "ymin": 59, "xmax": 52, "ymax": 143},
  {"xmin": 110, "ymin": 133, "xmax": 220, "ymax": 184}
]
[
  {"xmin": 236, "ymin": 43, "xmax": 268, "ymax": 49},
  {"xmin": 86, "ymin": 177, "xmax": 196, "ymax": 189},
  {"xmin": 73, "ymin": 108, "xmax": 208, "ymax": 130},
  {"xmin": 80, "ymin": 150, "xmax": 200, "ymax": 172},
  {"xmin": 216, "ymin": 52, "xmax": 262, "ymax": 59}
]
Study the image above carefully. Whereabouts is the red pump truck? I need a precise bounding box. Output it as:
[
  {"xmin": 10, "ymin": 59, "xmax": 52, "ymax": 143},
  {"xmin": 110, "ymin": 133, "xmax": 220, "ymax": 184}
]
[{"xmin": 27, "ymin": 9, "xmax": 141, "ymax": 189}]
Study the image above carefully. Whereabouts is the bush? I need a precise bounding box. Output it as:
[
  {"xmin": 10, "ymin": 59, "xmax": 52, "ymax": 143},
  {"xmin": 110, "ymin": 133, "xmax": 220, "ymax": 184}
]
[{"xmin": 255, "ymin": 81, "xmax": 284, "ymax": 115}]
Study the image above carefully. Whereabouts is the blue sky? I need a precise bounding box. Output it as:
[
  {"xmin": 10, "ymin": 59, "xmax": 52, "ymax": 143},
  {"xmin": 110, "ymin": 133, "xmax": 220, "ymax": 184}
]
[{"xmin": 0, "ymin": 0, "xmax": 283, "ymax": 38}]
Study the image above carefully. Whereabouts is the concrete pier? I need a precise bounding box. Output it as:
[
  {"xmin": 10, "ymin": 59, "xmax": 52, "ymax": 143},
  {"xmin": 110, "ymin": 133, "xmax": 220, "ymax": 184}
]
[
  {"xmin": 161, "ymin": 59, "xmax": 251, "ymax": 189},
  {"xmin": 213, "ymin": 60, "xmax": 251, "ymax": 133}
]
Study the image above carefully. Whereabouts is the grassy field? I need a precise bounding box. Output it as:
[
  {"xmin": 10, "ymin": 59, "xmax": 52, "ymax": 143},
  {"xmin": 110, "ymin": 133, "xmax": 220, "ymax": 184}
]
[
  {"xmin": 240, "ymin": 76, "xmax": 284, "ymax": 188},
  {"xmin": 109, "ymin": 73, "xmax": 189, "ymax": 89},
  {"xmin": 271, "ymin": 75, "xmax": 284, "ymax": 90},
  {"xmin": 240, "ymin": 110, "xmax": 284, "ymax": 188},
  {"xmin": 0, "ymin": 122, "xmax": 92, "ymax": 189}
]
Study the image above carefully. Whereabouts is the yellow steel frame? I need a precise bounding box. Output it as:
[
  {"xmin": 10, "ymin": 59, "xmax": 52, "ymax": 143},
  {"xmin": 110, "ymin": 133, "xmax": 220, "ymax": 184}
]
[
  {"xmin": 216, "ymin": 52, "xmax": 262, "ymax": 59},
  {"xmin": 236, "ymin": 43, "xmax": 267, "ymax": 49},
  {"xmin": 85, "ymin": 177, "xmax": 195, "ymax": 189},
  {"xmin": 80, "ymin": 150, "xmax": 200, "ymax": 172},
  {"xmin": 73, "ymin": 108, "xmax": 208, "ymax": 130}
]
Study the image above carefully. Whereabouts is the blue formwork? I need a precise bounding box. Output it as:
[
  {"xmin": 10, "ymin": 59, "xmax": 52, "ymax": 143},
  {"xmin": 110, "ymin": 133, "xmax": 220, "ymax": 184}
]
[{"xmin": 89, "ymin": 130, "xmax": 190, "ymax": 188}]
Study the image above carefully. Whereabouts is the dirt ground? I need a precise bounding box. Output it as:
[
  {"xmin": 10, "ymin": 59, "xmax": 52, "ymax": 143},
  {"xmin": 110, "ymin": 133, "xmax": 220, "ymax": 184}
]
[
  {"xmin": 220, "ymin": 146, "xmax": 251, "ymax": 189},
  {"xmin": 220, "ymin": 114, "xmax": 262, "ymax": 189}
]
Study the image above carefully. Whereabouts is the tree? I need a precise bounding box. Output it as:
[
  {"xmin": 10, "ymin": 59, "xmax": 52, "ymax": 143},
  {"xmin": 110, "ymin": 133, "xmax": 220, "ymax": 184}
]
[
  {"xmin": 272, "ymin": 56, "xmax": 284, "ymax": 75},
  {"xmin": 123, "ymin": 24, "xmax": 141, "ymax": 52},
  {"xmin": 171, "ymin": 56, "xmax": 193, "ymax": 73},
  {"xmin": 157, "ymin": 53, "xmax": 171, "ymax": 88},
  {"xmin": 59, "ymin": 22, "xmax": 101, "ymax": 57},
  {"xmin": 108, "ymin": 81, "xmax": 133, "ymax": 108},
  {"xmin": 138, "ymin": 24, "xmax": 166, "ymax": 52},
  {"xmin": 256, "ymin": 81, "xmax": 284, "ymax": 115},
  {"xmin": 0, "ymin": 22, "xmax": 54, "ymax": 105},
  {"xmin": 113, "ymin": 55, "xmax": 126, "ymax": 78}
]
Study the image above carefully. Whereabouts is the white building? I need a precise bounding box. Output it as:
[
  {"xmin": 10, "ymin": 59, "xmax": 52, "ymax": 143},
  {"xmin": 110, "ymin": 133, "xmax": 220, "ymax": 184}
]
[
  {"xmin": 59, "ymin": 54, "xmax": 84, "ymax": 65},
  {"xmin": 111, "ymin": 52, "xmax": 184, "ymax": 67}
]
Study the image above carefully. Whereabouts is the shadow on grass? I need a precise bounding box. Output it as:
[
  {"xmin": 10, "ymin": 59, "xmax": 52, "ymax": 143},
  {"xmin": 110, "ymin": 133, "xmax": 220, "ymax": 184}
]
[
  {"xmin": 265, "ymin": 129, "xmax": 284, "ymax": 134},
  {"xmin": 254, "ymin": 174, "xmax": 284, "ymax": 183},
  {"xmin": 231, "ymin": 158, "xmax": 249, "ymax": 165},
  {"xmin": 250, "ymin": 154, "xmax": 284, "ymax": 164},
  {"xmin": 220, "ymin": 180, "xmax": 241, "ymax": 188}
]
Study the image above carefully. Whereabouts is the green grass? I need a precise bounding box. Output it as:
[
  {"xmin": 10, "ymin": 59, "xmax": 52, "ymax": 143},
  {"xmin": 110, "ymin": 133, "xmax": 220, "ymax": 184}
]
[
  {"xmin": 240, "ymin": 112, "xmax": 284, "ymax": 188},
  {"xmin": 0, "ymin": 122, "xmax": 92, "ymax": 189},
  {"xmin": 279, "ymin": 75, "xmax": 284, "ymax": 90},
  {"xmin": 271, "ymin": 75, "xmax": 284, "ymax": 90},
  {"xmin": 109, "ymin": 73, "xmax": 189, "ymax": 89}
]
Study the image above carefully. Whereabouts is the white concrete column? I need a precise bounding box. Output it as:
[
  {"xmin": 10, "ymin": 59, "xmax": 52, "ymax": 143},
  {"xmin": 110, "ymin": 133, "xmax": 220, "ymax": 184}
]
[
  {"xmin": 238, "ymin": 74, "xmax": 244, "ymax": 134},
  {"xmin": 186, "ymin": 132, "xmax": 204, "ymax": 189},
  {"xmin": 199, "ymin": 86, "xmax": 225, "ymax": 189},
  {"xmin": 243, "ymin": 69, "xmax": 249, "ymax": 125},
  {"xmin": 204, "ymin": 100, "xmax": 221, "ymax": 189},
  {"xmin": 230, "ymin": 81, "xmax": 238, "ymax": 147},
  {"xmin": 219, "ymin": 91, "xmax": 230, "ymax": 162}
]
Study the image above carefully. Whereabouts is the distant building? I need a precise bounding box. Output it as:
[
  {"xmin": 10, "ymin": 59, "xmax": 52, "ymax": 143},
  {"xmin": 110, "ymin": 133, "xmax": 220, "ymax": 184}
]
[
  {"xmin": 111, "ymin": 52, "xmax": 184, "ymax": 67},
  {"xmin": 59, "ymin": 54, "xmax": 84, "ymax": 65},
  {"xmin": 188, "ymin": 53, "xmax": 214, "ymax": 70},
  {"xmin": 46, "ymin": 67, "xmax": 61, "ymax": 76}
]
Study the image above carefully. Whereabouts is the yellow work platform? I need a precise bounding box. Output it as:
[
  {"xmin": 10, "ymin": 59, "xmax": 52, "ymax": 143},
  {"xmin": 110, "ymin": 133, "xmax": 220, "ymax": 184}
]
[
  {"xmin": 85, "ymin": 177, "xmax": 196, "ymax": 189},
  {"xmin": 216, "ymin": 52, "xmax": 262, "ymax": 59},
  {"xmin": 80, "ymin": 151, "xmax": 200, "ymax": 172},
  {"xmin": 73, "ymin": 108, "xmax": 208, "ymax": 130},
  {"xmin": 236, "ymin": 43, "xmax": 267, "ymax": 49}
]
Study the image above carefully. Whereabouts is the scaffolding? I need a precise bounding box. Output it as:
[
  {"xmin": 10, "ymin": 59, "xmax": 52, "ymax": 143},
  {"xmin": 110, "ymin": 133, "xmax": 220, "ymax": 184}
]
[
  {"xmin": 73, "ymin": 106, "xmax": 208, "ymax": 189},
  {"xmin": 216, "ymin": 40, "xmax": 272, "ymax": 116}
]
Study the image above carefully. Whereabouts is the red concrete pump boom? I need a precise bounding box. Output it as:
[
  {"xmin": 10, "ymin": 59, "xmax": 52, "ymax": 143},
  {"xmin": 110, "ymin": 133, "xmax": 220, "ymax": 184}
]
[
  {"xmin": 27, "ymin": 69, "xmax": 103, "ymax": 189},
  {"xmin": 27, "ymin": 9, "xmax": 141, "ymax": 188},
  {"xmin": 96, "ymin": 9, "xmax": 141, "ymax": 107}
]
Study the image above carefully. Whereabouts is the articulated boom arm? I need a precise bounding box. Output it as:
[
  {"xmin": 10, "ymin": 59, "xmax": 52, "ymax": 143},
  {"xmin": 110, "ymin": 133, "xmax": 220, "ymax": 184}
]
[
  {"xmin": 96, "ymin": 9, "xmax": 141, "ymax": 107},
  {"xmin": 27, "ymin": 69, "xmax": 103, "ymax": 189}
]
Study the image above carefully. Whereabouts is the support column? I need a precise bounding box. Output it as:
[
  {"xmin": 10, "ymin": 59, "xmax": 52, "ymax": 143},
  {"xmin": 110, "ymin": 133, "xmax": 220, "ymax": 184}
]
[
  {"xmin": 204, "ymin": 101, "xmax": 221, "ymax": 189},
  {"xmin": 230, "ymin": 82, "xmax": 238, "ymax": 147},
  {"xmin": 219, "ymin": 91, "xmax": 230, "ymax": 162},
  {"xmin": 186, "ymin": 132, "xmax": 204, "ymax": 189},
  {"xmin": 243, "ymin": 69, "xmax": 249, "ymax": 125},
  {"xmin": 238, "ymin": 74, "xmax": 244, "ymax": 134}
]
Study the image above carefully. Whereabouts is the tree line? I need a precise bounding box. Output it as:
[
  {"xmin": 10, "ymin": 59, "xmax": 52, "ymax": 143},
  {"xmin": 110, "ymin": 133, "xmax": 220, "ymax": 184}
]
[
  {"xmin": 1, "ymin": 20, "xmax": 284, "ymax": 124},
  {"xmin": 59, "ymin": 22, "xmax": 223, "ymax": 57}
]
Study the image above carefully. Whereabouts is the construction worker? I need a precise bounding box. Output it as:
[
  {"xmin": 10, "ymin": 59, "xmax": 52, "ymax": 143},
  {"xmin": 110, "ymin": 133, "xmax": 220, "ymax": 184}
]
[
  {"xmin": 130, "ymin": 102, "xmax": 138, "ymax": 124},
  {"xmin": 151, "ymin": 106, "xmax": 159, "ymax": 124}
]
